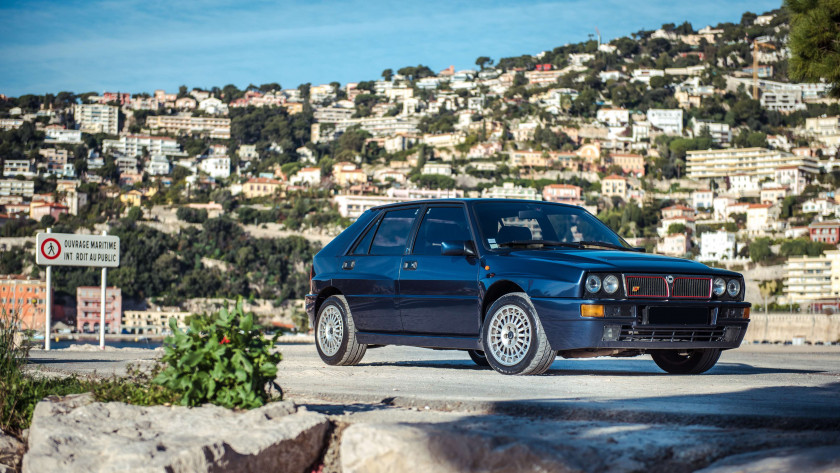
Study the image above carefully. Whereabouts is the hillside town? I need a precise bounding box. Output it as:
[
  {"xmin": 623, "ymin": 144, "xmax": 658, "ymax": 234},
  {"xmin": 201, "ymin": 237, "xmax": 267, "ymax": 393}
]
[{"xmin": 2, "ymin": 7, "xmax": 840, "ymax": 335}]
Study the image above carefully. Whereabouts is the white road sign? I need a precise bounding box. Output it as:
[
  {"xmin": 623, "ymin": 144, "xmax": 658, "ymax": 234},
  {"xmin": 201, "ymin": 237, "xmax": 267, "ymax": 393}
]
[{"xmin": 35, "ymin": 233, "xmax": 120, "ymax": 267}]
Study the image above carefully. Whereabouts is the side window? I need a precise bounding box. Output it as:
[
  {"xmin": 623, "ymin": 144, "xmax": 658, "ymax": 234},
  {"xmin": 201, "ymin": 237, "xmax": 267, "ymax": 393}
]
[
  {"xmin": 369, "ymin": 208, "xmax": 418, "ymax": 255},
  {"xmin": 351, "ymin": 219, "xmax": 379, "ymax": 255},
  {"xmin": 413, "ymin": 207, "xmax": 472, "ymax": 255}
]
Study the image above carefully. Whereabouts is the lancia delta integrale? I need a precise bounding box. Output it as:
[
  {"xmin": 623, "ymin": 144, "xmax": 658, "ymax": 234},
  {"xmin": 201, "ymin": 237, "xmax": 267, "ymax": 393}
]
[{"xmin": 305, "ymin": 199, "xmax": 750, "ymax": 375}]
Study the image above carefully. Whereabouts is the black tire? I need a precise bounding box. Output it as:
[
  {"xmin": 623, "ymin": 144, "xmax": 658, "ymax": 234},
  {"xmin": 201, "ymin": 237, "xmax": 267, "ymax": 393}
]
[
  {"xmin": 314, "ymin": 295, "xmax": 366, "ymax": 366},
  {"xmin": 481, "ymin": 292, "xmax": 555, "ymax": 375},
  {"xmin": 467, "ymin": 349, "xmax": 490, "ymax": 367},
  {"xmin": 651, "ymin": 349, "xmax": 721, "ymax": 374}
]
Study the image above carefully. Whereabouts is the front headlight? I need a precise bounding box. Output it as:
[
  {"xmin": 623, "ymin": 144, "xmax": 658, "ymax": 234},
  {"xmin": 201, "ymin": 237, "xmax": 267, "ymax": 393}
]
[
  {"xmin": 727, "ymin": 279, "xmax": 741, "ymax": 297},
  {"xmin": 713, "ymin": 278, "xmax": 726, "ymax": 296},
  {"xmin": 603, "ymin": 275, "xmax": 619, "ymax": 294},
  {"xmin": 585, "ymin": 275, "xmax": 601, "ymax": 293}
]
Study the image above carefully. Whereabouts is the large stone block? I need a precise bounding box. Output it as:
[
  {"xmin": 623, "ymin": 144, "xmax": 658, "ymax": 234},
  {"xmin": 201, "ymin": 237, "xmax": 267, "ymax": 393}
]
[{"xmin": 23, "ymin": 394, "xmax": 328, "ymax": 473}]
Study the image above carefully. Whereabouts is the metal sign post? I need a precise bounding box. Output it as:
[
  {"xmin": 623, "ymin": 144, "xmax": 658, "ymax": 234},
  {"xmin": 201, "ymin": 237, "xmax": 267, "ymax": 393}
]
[
  {"xmin": 35, "ymin": 231, "xmax": 120, "ymax": 351},
  {"xmin": 44, "ymin": 228, "xmax": 52, "ymax": 351}
]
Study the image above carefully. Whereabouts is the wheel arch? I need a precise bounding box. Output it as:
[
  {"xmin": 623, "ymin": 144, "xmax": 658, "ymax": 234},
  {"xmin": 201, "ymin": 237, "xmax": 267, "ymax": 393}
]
[
  {"xmin": 315, "ymin": 286, "xmax": 343, "ymax": 318},
  {"xmin": 481, "ymin": 280, "xmax": 526, "ymax": 321}
]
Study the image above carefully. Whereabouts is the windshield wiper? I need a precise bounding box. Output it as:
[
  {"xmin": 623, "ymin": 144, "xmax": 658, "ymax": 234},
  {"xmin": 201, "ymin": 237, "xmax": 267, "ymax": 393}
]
[
  {"xmin": 575, "ymin": 240, "xmax": 637, "ymax": 251},
  {"xmin": 497, "ymin": 240, "xmax": 580, "ymax": 249}
]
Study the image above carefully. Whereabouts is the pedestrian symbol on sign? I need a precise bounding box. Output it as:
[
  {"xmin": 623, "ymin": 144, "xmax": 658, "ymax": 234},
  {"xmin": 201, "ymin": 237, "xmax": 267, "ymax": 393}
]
[{"xmin": 40, "ymin": 238, "xmax": 61, "ymax": 260}]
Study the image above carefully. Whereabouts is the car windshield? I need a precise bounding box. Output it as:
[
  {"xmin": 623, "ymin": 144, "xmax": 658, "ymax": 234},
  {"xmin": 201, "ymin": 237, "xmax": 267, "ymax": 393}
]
[{"xmin": 472, "ymin": 201, "xmax": 630, "ymax": 250}]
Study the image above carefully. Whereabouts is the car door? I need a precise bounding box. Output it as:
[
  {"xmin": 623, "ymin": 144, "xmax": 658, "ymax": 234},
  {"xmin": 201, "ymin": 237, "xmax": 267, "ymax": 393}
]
[
  {"xmin": 398, "ymin": 205, "xmax": 481, "ymax": 335},
  {"xmin": 337, "ymin": 207, "xmax": 419, "ymax": 333}
]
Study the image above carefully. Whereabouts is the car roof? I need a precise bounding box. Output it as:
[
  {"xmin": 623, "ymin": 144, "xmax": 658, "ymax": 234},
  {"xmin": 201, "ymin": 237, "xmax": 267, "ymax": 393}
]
[{"xmin": 369, "ymin": 198, "xmax": 583, "ymax": 212}]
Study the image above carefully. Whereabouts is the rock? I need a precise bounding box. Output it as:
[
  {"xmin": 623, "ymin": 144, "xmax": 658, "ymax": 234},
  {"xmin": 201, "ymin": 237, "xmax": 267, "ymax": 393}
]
[
  {"xmin": 22, "ymin": 394, "xmax": 329, "ymax": 473},
  {"xmin": 340, "ymin": 423, "xmax": 589, "ymax": 473},
  {"xmin": 696, "ymin": 446, "xmax": 840, "ymax": 473},
  {"xmin": 0, "ymin": 429, "xmax": 23, "ymax": 473}
]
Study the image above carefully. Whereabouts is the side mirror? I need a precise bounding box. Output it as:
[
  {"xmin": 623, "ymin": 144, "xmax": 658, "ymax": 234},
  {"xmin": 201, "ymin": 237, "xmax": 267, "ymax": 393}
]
[{"xmin": 441, "ymin": 240, "xmax": 477, "ymax": 257}]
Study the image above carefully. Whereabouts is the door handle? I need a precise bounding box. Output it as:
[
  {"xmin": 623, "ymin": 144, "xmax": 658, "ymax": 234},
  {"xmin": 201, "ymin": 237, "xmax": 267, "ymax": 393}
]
[
  {"xmin": 403, "ymin": 260, "xmax": 417, "ymax": 271},
  {"xmin": 342, "ymin": 260, "xmax": 355, "ymax": 270}
]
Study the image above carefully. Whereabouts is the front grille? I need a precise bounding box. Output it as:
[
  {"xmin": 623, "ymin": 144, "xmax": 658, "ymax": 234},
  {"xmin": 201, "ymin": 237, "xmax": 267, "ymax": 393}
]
[
  {"xmin": 625, "ymin": 276, "xmax": 668, "ymax": 298},
  {"xmin": 618, "ymin": 325, "xmax": 726, "ymax": 343},
  {"xmin": 672, "ymin": 277, "xmax": 712, "ymax": 299}
]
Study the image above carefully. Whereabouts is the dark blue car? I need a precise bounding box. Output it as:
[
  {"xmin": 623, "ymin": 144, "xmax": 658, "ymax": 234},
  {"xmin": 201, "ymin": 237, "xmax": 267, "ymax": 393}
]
[{"xmin": 305, "ymin": 199, "xmax": 751, "ymax": 375}]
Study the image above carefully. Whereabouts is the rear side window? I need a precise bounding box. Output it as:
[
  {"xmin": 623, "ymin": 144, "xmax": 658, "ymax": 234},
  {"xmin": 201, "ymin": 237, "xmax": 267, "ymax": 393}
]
[
  {"xmin": 412, "ymin": 207, "xmax": 472, "ymax": 255},
  {"xmin": 351, "ymin": 219, "xmax": 379, "ymax": 255},
  {"xmin": 369, "ymin": 208, "xmax": 418, "ymax": 255}
]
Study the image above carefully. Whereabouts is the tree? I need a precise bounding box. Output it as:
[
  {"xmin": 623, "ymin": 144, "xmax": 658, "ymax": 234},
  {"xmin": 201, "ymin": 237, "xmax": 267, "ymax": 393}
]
[
  {"xmin": 749, "ymin": 237, "xmax": 774, "ymax": 263},
  {"xmin": 126, "ymin": 206, "xmax": 143, "ymax": 221},
  {"xmin": 787, "ymin": 0, "xmax": 840, "ymax": 96},
  {"xmin": 381, "ymin": 69, "xmax": 393, "ymax": 81},
  {"xmin": 475, "ymin": 56, "xmax": 492, "ymax": 70}
]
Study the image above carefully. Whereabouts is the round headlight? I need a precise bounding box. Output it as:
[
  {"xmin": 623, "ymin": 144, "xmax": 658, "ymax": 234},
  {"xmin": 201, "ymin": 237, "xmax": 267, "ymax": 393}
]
[
  {"xmin": 603, "ymin": 275, "xmax": 619, "ymax": 294},
  {"xmin": 585, "ymin": 275, "xmax": 601, "ymax": 293},
  {"xmin": 713, "ymin": 278, "xmax": 726, "ymax": 296},
  {"xmin": 726, "ymin": 279, "xmax": 741, "ymax": 297}
]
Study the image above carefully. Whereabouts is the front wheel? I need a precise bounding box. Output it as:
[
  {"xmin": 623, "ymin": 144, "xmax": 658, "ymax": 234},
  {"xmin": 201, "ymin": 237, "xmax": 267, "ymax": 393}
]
[
  {"xmin": 315, "ymin": 295, "xmax": 366, "ymax": 366},
  {"xmin": 481, "ymin": 293, "xmax": 555, "ymax": 375},
  {"xmin": 651, "ymin": 349, "xmax": 721, "ymax": 374}
]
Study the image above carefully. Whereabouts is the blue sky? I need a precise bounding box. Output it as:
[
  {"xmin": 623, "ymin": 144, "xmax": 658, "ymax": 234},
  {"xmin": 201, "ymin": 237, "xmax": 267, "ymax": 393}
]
[{"xmin": 0, "ymin": 0, "xmax": 782, "ymax": 97}]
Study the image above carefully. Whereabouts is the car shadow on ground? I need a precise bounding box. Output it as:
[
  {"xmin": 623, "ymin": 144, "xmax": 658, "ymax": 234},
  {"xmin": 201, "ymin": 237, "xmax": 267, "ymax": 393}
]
[{"xmin": 360, "ymin": 357, "xmax": 825, "ymax": 376}]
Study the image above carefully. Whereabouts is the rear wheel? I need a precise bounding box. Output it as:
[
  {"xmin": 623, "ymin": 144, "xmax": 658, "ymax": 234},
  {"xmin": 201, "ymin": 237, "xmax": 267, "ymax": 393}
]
[
  {"xmin": 651, "ymin": 349, "xmax": 721, "ymax": 374},
  {"xmin": 467, "ymin": 349, "xmax": 490, "ymax": 367},
  {"xmin": 315, "ymin": 295, "xmax": 366, "ymax": 366},
  {"xmin": 481, "ymin": 293, "xmax": 555, "ymax": 375}
]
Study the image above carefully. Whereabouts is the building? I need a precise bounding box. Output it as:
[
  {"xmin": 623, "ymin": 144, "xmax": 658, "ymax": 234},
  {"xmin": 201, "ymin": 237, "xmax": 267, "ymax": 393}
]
[
  {"xmin": 646, "ymin": 109, "xmax": 683, "ymax": 135},
  {"xmin": 242, "ymin": 177, "xmax": 282, "ymax": 198},
  {"xmin": 332, "ymin": 163, "xmax": 367, "ymax": 187},
  {"xmin": 760, "ymin": 187, "xmax": 788, "ymax": 204},
  {"xmin": 690, "ymin": 120, "xmax": 731, "ymax": 145},
  {"xmin": 810, "ymin": 221, "xmax": 840, "ymax": 244},
  {"xmin": 198, "ymin": 157, "xmax": 231, "ymax": 179},
  {"xmin": 238, "ymin": 144, "xmax": 259, "ymax": 161},
  {"xmin": 198, "ymin": 97, "xmax": 228, "ymax": 115},
  {"xmin": 596, "ymin": 108, "xmax": 630, "ymax": 126},
  {"xmin": 103, "ymin": 135, "xmax": 185, "ymax": 158},
  {"xmin": 74, "ymin": 104, "xmax": 119, "ymax": 135},
  {"xmin": 421, "ymin": 163, "xmax": 452, "ymax": 176},
  {"xmin": 481, "ymin": 182, "xmax": 541, "ymax": 200},
  {"xmin": 609, "ymin": 153, "xmax": 645, "ymax": 176},
  {"xmin": 3, "ymin": 160, "xmax": 34, "ymax": 177},
  {"xmin": 760, "ymin": 91, "xmax": 806, "ymax": 112},
  {"xmin": 661, "ymin": 205, "xmax": 695, "ymax": 220},
  {"xmin": 783, "ymin": 253, "xmax": 837, "ymax": 305},
  {"xmin": 656, "ymin": 233, "xmax": 689, "ymax": 257},
  {"xmin": 333, "ymin": 188, "xmax": 465, "ymax": 219},
  {"xmin": 699, "ymin": 231, "xmax": 737, "ymax": 262},
  {"xmin": 542, "ymin": 184, "xmax": 582, "ymax": 204},
  {"xmin": 29, "ymin": 202, "xmax": 68, "ymax": 221},
  {"xmin": 122, "ymin": 309, "xmax": 191, "ymax": 335},
  {"xmin": 601, "ymin": 175, "xmax": 628, "ymax": 199},
  {"xmin": 0, "ymin": 275, "xmax": 51, "ymax": 331},
  {"xmin": 692, "ymin": 189, "xmax": 714, "ymax": 209},
  {"xmin": 76, "ymin": 286, "xmax": 122, "ymax": 334},
  {"xmin": 746, "ymin": 204, "xmax": 779, "ymax": 236},
  {"xmin": 146, "ymin": 155, "xmax": 171, "ymax": 176},
  {"xmin": 146, "ymin": 115, "xmax": 231, "ymax": 139},
  {"xmin": 0, "ymin": 179, "xmax": 35, "ymax": 198},
  {"xmin": 291, "ymin": 167, "xmax": 322, "ymax": 186},
  {"xmin": 44, "ymin": 127, "xmax": 82, "ymax": 144},
  {"xmin": 686, "ymin": 148, "xmax": 819, "ymax": 182}
]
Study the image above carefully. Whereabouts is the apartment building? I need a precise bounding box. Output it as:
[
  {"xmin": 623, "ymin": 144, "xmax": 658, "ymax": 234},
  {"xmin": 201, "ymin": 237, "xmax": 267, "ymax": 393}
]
[
  {"xmin": 76, "ymin": 286, "xmax": 122, "ymax": 334},
  {"xmin": 481, "ymin": 182, "xmax": 541, "ymax": 200},
  {"xmin": 44, "ymin": 127, "xmax": 82, "ymax": 144},
  {"xmin": 0, "ymin": 275, "xmax": 51, "ymax": 331},
  {"xmin": 4, "ymin": 160, "xmax": 34, "ymax": 177},
  {"xmin": 601, "ymin": 175, "xmax": 628, "ymax": 199},
  {"xmin": 332, "ymin": 188, "xmax": 467, "ymax": 219},
  {"xmin": 310, "ymin": 116, "xmax": 420, "ymax": 143},
  {"xmin": 122, "ymin": 309, "xmax": 191, "ymax": 335},
  {"xmin": 685, "ymin": 147, "xmax": 819, "ymax": 181},
  {"xmin": 647, "ymin": 109, "xmax": 683, "ymax": 135},
  {"xmin": 760, "ymin": 91, "xmax": 806, "ymax": 112},
  {"xmin": 0, "ymin": 179, "xmax": 35, "ymax": 198},
  {"xmin": 242, "ymin": 177, "xmax": 282, "ymax": 198},
  {"xmin": 810, "ymin": 221, "xmax": 840, "ymax": 244},
  {"xmin": 74, "ymin": 104, "xmax": 119, "ymax": 135},
  {"xmin": 146, "ymin": 115, "xmax": 231, "ymax": 139},
  {"xmin": 198, "ymin": 156, "xmax": 231, "ymax": 179},
  {"xmin": 103, "ymin": 135, "xmax": 185, "ymax": 157},
  {"xmin": 783, "ymin": 253, "xmax": 838, "ymax": 305},
  {"xmin": 690, "ymin": 120, "xmax": 731, "ymax": 145}
]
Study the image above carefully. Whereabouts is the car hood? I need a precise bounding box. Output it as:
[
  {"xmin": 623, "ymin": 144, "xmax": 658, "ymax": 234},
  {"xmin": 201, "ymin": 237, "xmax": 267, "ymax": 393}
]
[{"xmin": 502, "ymin": 248, "xmax": 731, "ymax": 275}]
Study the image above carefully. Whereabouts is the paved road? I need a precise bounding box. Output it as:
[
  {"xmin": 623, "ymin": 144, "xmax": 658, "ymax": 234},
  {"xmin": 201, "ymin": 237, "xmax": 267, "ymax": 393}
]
[{"xmin": 29, "ymin": 343, "xmax": 840, "ymax": 429}]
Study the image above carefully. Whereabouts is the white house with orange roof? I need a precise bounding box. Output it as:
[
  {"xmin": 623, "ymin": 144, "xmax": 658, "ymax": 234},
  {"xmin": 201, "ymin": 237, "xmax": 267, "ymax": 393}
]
[
  {"xmin": 746, "ymin": 204, "xmax": 780, "ymax": 236},
  {"xmin": 243, "ymin": 178, "xmax": 282, "ymax": 198},
  {"xmin": 661, "ymin": 205, "xmax": 695, "ymax": 220},
  {"xmin": 291, "ymin": 167, "xmax": 322, "ymax": 186}
]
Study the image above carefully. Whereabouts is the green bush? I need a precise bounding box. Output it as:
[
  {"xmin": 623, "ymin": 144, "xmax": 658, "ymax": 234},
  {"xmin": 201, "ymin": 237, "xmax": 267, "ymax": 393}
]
[{"xmin": 154, "ymin": 300, "xmax": 282, "ymax": 409}]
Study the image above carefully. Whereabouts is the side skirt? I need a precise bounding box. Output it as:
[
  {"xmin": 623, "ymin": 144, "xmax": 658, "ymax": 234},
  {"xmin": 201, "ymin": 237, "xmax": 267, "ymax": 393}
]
[{"xmin": 356, "ymin": 331, "xmax": 481, "ymax": 350}]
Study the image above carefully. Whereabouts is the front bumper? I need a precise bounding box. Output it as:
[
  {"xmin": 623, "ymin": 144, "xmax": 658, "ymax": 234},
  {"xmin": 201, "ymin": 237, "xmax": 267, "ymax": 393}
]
[{"xmin": 530, "ymin": 298, "xmax": 751, "ymax": 351}]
